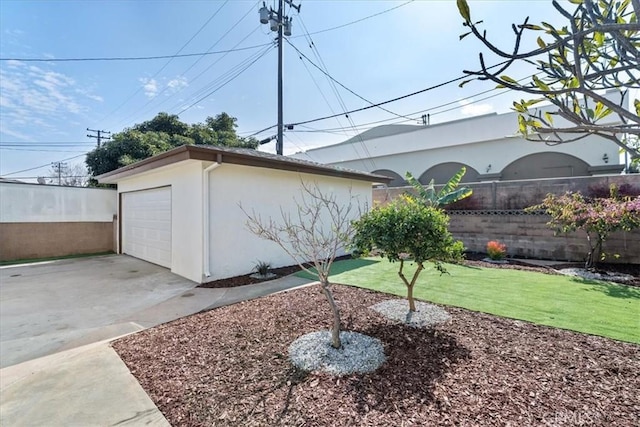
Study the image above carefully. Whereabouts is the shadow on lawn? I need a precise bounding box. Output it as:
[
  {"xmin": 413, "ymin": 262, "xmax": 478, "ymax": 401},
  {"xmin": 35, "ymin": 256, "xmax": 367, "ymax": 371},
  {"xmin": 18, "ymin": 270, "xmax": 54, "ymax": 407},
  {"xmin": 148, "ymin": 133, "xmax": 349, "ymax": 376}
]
[
  {"xmin": 574, "ymin": 278, "xmax": 640, "ymax": 299},
  {"xmin": 348, "ymin": 322, "xmax": 471, "ymax": 414}
]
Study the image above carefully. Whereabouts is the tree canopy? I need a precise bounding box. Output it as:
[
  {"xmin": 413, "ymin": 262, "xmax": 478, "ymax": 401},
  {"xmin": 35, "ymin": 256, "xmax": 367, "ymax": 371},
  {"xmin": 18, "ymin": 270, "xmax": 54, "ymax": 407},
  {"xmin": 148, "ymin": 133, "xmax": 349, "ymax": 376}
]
[
  {"xmin": 85, "ymin": 112, "xmax": 258, "ymax": 180},
  {"xmin": 457, "ymin": 0, "xmax": 640, "ymax": 161},
  {"xmin": 351, "ymin": 198, "xmax": 464, "ymax": 312}
]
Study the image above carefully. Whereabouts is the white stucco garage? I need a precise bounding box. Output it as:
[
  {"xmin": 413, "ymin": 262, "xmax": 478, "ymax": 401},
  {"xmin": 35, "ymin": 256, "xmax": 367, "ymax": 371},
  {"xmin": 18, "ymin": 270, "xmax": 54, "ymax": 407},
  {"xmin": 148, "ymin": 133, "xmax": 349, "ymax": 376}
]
[{"xmin": 97, "ymin": 145, "xmax": 389, "ymax": 283}]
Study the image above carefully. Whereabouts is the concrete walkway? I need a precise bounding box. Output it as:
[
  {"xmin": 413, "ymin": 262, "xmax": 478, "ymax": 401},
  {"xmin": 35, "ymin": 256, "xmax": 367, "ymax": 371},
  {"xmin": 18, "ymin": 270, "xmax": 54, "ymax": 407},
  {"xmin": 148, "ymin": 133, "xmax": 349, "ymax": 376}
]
[{"xmin": 0, "ymin": 273, "xmax": 314, "ymax": 427}]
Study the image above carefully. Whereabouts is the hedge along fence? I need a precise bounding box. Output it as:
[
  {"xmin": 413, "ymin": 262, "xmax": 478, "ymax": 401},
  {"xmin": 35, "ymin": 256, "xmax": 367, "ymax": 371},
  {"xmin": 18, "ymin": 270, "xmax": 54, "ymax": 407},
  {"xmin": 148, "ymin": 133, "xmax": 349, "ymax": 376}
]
[{"xmin": 372, "ymin": 175, "xmax": 640, "ymax": 264}]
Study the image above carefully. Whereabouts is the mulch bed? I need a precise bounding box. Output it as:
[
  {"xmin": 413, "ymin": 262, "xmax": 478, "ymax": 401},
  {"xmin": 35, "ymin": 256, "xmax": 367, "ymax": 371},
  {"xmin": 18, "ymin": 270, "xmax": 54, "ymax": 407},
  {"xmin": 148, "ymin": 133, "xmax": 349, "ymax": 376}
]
[{"xmin": 113, "ymin": 284, "xmax": 639, "ymax": 426}]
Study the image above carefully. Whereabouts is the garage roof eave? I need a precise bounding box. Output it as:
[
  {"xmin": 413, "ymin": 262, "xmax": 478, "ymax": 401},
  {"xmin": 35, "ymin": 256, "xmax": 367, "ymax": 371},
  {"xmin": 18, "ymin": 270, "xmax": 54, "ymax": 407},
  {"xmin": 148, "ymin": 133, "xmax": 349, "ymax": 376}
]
[{"xmin": 96, "ymin": 145, "xmax": 392, "ymax": 184}]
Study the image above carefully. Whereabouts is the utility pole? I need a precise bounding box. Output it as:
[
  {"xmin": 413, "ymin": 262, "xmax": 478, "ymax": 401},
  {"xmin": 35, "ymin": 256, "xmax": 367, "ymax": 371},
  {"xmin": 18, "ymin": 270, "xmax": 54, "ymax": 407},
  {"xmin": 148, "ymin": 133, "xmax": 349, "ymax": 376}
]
[
  {"xmin": 51, "ymin": 161, "xmax": 67, "ymax": 185},
  {"xmin": 87, "ymin": 128, "xmax": 112, "ymax": 148},
  {"xmin": 259, "ymin": 0, "xmax": 300, "ymax": 155}
]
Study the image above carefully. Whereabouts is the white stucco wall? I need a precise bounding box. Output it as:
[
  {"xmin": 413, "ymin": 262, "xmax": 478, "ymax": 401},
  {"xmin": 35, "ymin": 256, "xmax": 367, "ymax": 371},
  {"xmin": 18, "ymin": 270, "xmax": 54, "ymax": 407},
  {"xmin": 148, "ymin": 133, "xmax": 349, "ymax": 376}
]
[
  {"xmin": 114, "ymin": 160, "xmax": 205, "ymax": 283},
  {"xmin": 291, "ymin": 105, "xmax": 621, "ymax": 179},
  {"xmin": 0, "ymin": 182, "xmax": 116, "ymax": 223},
  {"xmin": 207, "ymin": 164, "xmax": 372, "ymax": 281}
]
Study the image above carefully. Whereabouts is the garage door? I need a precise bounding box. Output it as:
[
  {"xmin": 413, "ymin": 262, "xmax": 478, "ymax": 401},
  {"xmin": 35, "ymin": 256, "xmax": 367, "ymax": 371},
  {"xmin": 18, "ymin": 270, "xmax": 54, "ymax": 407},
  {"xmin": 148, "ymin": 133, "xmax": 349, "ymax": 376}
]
[{"xmin": 121, "ymin": 187, "xmax": 171, "ymax": 268}]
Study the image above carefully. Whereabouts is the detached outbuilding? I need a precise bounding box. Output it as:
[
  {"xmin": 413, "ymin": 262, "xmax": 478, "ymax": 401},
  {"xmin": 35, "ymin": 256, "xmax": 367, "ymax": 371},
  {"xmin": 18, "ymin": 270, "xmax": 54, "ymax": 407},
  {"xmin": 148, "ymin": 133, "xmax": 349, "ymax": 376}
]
[{"xmin": 98, "ymin": 145, "xmax": 389, "ymax": 283}]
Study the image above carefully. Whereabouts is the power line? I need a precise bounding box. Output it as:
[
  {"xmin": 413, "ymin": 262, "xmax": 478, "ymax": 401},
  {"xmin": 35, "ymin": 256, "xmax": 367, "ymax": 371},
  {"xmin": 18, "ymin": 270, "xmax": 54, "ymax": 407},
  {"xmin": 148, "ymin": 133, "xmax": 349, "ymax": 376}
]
[
  {"xmin": 294, "ymin": 0, "xmax": 415, "ymax": 37},
  {"xmin": 295, "ymin": 15, "xmax": 376, "ymax": 170},
  {"xmin": 0, "ymin": 44, "xmax": 272, "ymax": 63},
  {"xmin": 176, "ymin": 44, "xmax": 274, "ymax": 115},
  {"xmin": 1, "ymin": 1, "xmax": 415, "ymax": 63},
  {"xmin": 246, "ymin": 60, "xmax": 510, "ymax": 136},
  {"xmin": 99, "ymin": 2, "xmax": 232, "ymax": 125},
  {"xmin": 111, "ymin": 2, "xmax": 262, "ymax": 130},
  {"xmin": 2, "ymin": 153, "xmax": 87, "ymax": 176},
  {"xmin": 287, "ymin": 39, "xmax": 413, "ymax": 121},
  {"xmin": 288, "ymin": 72, "xmax": 535, "ymax": 135},
  {"xmin": 161, "ymin": 26, "xmax": 266, "ymax": 116},
  {"xmin": 0, "ymin": 148, "xmax": 89, "ymax": 153}
]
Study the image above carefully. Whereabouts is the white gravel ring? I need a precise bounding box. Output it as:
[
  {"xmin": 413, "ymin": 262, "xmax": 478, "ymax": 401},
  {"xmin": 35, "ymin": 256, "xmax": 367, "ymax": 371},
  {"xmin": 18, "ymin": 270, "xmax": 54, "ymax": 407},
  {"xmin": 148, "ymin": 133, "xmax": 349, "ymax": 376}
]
[
  {"xmin": 370, "ymin": 299, "xmax": 451, "ymax": 328},
  {"xmin": 288, "ymin": 331, "xmax": 386, "ymax": 376}
]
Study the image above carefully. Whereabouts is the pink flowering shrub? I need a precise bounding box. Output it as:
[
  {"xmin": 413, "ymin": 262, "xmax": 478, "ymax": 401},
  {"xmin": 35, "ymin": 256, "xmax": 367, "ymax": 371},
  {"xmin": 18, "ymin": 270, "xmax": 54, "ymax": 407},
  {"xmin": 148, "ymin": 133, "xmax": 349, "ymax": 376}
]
[{"xmin": 528, "ymin": 185, "xmax": 640, "ymax": 268}]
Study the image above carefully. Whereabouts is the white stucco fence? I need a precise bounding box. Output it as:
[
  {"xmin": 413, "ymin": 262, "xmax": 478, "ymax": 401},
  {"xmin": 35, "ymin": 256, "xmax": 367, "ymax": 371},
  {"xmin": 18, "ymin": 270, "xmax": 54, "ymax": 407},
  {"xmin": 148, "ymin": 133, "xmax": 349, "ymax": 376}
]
[{"xmin": 0, "ymin": 182, "xmax": 116, "ymax": 223}]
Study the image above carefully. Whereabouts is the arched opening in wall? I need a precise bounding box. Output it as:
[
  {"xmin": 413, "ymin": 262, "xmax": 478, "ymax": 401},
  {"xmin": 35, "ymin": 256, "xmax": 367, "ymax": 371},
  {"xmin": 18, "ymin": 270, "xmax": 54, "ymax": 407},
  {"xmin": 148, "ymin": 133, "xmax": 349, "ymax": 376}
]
[
  {"xmin": 419, "ymin": 163, "xmax": 480, "ymax": 184},
  {"xmin": 371, "ymin": 169, "xmax": 405, "ymax": 187},
  {"xmin": 501, "ymin": 152, "xmax": 590, "ymax": 180}
]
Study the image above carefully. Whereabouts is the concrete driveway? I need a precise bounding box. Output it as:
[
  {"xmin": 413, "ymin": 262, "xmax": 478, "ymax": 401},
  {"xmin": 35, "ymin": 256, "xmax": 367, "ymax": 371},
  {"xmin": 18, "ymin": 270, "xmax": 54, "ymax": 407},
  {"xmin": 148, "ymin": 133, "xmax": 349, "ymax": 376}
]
[{"xmin": 0, "ymin": 255, "xmax": 197, "ymax": 368}]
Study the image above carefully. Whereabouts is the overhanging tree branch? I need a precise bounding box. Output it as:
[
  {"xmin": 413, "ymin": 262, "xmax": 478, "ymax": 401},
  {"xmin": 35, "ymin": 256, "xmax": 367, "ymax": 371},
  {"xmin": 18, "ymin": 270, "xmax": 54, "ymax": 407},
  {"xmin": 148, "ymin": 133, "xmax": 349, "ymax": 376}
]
[{"xmin": 458, "ymin": 0, "xmax": 640, "ymax": 160}]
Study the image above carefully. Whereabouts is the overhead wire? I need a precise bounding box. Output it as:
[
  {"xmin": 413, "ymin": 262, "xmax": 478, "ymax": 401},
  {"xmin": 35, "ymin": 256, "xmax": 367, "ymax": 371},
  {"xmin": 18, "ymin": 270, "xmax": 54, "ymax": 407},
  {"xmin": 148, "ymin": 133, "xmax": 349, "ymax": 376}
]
[
  {"xmin": 176, "ymin": 43, "xmax": 274, "ymax": 115},
  {"xmin": 2, "ymin": 153, "xmax": 88, "ymax": 176},
  {"xmin": 166, "ymin": 26, "xmax": 267, "ymax": 114},
  {"xmin": 293, "ymin": 0, "xmax": 415, "ymax": 38},
  {"xmin": 0, "ymin": 44, "xmax": 273, "ymax": 63},
  {"xmin": 99, "ymin": 1, "xmax": 231, "ymax": 125},
  {"xmin": 296, "ymin": 15, "xmax": 376, "ymax": 171},
  {"xmin": 287, "ymin": 39, "xmax": 352, "ymax": 140},
  {"xmin": 121, "ymin": 1, "xmax": 263, "ymax": 126},
  {"xmin": 287, "ymin": 39, "xmax": 414, "ymax": 121},
  {"xmin": 288, "ymin": 71, "xmax": 538, "ymax": 135},
  {"xmin": 1, "ymin": 1, "xmax": 415, "ymax": 63}
]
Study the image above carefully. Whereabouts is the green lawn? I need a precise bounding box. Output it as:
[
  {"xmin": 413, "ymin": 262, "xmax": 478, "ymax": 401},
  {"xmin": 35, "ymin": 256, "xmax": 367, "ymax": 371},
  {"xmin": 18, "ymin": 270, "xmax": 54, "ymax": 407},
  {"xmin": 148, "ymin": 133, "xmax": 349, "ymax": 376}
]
[{"xmin": 296, "ymin": 258, "xmax": 640, "ymax": 344}]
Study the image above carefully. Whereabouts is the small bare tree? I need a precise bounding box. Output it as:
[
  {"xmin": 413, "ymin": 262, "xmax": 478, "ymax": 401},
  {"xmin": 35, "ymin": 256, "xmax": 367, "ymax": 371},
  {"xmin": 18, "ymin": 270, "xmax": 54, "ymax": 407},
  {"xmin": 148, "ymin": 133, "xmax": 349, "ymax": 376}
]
[{"xmin": 241, "ymin": 181, "xmax": 362, "ymax": 349}]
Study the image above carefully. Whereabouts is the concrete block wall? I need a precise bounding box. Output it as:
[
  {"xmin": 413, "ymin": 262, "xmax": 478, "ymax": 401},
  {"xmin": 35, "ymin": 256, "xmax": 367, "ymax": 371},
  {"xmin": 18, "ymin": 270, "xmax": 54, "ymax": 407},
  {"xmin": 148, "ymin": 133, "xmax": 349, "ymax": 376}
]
[
  {"xmin": 0, "ymin": 221, "xmax": 115, "ymax": 261},
  {"xmin": 373, "ymin": 174, "xmax": 640, "ymax": 209},
  {"xmin": 448, "ymin": 212, "xmax": 640, "ymax": 264},
  {"xmin": 0, "ymin": 182, "xmax": 117, "ymax": 262},
  {"xmin": 373, "ymin": 174, "xmax": 640, "ymax": 264}
]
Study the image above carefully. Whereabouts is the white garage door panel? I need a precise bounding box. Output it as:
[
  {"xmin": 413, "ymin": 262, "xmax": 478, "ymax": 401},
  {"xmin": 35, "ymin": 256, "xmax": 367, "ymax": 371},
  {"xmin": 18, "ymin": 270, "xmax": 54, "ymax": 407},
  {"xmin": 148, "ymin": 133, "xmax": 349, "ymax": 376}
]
[{"xmin": 122, "ymin": 187, "xmax": 171, "ymax": 268}]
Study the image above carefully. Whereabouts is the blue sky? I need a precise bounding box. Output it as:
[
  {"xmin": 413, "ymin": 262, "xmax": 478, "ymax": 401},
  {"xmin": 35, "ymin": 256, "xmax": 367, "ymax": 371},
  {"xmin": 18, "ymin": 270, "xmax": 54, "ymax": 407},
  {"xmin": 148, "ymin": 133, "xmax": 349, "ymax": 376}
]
[{"xmin": 0, "ymin": 0, "xmax": 570, "ymax": 181}]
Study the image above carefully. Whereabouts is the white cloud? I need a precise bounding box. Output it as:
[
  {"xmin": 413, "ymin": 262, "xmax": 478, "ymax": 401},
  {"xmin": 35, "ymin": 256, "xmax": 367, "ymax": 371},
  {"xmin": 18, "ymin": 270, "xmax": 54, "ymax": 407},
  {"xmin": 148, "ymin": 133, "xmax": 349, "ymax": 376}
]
[
  {"xmin": 6, "ymin": 60, "xmax": 23, "ymax": 68},
  {"xmin": 167, "ymin": 76, "xmax": 188, "ymax": 92},
  {"xmin": 458, "ymin": 98, "xmax": 494, "ymax": 116},
  {"xmin": 0, "ymin": 61, "xmax": 100, "ymax": 141},
  {"xmin": 140, "ymin": 77, "xmax": 158, "ymax": 98}
]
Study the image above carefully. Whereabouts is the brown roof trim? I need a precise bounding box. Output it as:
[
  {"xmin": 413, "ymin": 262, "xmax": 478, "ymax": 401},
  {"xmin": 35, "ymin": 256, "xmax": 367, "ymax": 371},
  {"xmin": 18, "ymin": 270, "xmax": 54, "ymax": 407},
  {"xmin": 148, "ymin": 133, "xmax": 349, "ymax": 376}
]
[{"xmin": 97, "ymin": 145, "xmax": 391, "ymax": 184}]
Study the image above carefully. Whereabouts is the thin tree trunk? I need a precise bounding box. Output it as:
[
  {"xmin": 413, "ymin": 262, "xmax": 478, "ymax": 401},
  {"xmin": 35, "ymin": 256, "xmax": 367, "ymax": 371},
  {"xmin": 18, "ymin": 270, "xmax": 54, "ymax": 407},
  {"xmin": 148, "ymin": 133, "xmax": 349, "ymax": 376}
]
[
  {"xmin": 585, "ymin": 232, "xmax": 603, "ymax": 269},
  {"xmin": 320, "ymin": 279, "xmax": 341, "ymax": 349},
  {"xmin": 398, "ymin": 260, "xmax": 424, "ymax": 312},
  {"xmin": 407, "ymin": 283, "xmax": 416, "ymax": 312}
]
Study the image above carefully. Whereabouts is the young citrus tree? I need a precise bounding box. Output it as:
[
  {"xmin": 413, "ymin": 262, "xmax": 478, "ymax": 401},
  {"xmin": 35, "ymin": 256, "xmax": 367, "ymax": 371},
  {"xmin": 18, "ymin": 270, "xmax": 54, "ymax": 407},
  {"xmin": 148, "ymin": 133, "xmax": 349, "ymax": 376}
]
[{"xmin": 351, "ymin": 197, "xmax": 464, "ymax": 312}]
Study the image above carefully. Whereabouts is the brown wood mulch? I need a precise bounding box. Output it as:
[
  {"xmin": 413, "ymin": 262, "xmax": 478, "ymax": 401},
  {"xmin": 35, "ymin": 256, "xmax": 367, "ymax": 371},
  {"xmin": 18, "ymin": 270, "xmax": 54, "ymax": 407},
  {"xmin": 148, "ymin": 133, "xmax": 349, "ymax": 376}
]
[{"xmin": 113, "ymin": 284, "xmax": 639, "ymax": 427}]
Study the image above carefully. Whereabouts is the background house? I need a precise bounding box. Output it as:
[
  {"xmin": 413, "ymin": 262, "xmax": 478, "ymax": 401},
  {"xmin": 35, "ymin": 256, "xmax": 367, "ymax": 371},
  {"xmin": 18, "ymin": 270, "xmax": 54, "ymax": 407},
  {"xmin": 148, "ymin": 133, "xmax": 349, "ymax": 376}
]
[
  {"xmin": 97, "ymin": 145, "xmax": 388, "ymax": 283},
  {"xmin": 290, "ymin": 97, "xmax": 626, "ymax": 186}
]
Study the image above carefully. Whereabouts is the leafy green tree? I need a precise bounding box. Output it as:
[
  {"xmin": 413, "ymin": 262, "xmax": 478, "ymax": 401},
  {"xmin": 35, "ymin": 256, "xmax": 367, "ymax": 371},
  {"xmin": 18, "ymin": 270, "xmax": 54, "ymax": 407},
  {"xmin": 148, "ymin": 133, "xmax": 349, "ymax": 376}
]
[
  {"xmin": 132, "ymin": 112, "xmax": 189, "ymax": 135},
  {"xmin": 405, "ymin": 167, "xmax": 472, "ymax": 207},
  {"xmin": 86, "ymin": 112, "xmax": 258, "ymax": 182},
  {"xmin": 457, "ymin": 0, "xmax": 640, "ymax": 161},
  {"xmin": 527, "ymin": 185, "xmax": 640, "ymax": 268},
  {"xmin": 351, "ymin": 198, "xmax": 464, "ymax": 312}
]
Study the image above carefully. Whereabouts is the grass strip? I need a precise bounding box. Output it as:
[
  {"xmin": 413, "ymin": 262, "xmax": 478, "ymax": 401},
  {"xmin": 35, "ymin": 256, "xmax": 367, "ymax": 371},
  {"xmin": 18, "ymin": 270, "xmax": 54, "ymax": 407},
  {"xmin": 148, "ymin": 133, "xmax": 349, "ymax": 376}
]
[{"xmin": 296, "ymin": 258, "xmax": 640, "ymax": 344}]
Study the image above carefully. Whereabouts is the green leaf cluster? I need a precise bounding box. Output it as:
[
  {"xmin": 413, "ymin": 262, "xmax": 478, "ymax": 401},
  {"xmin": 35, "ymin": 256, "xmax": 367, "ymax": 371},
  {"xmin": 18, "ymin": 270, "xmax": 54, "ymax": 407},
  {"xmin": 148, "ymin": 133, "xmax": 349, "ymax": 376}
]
[
  {"xmin": 351, "ymin": 198, "xmax": 464, "ymax": 266},
  {"xmin": 457, "ymin": 0, "xmax": 640, "ymax": 159},
  {"xmin": 86, "ymin": 112, "xmax": 258, "ymax": 180},
  {"xmin": 404, "ymin": 167, "xmax": 472, "ymax": 207}
]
